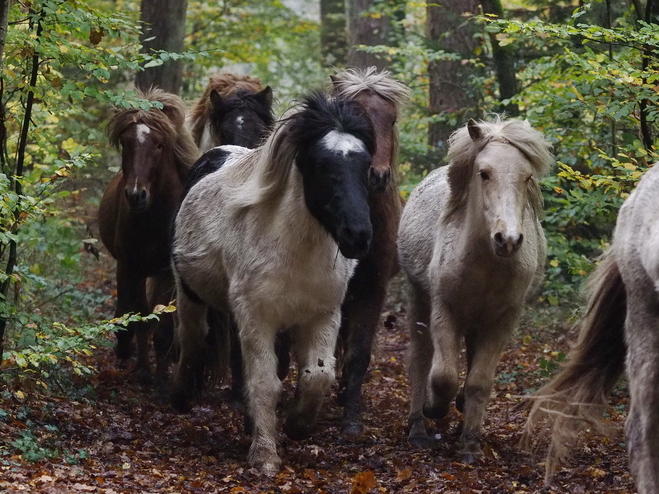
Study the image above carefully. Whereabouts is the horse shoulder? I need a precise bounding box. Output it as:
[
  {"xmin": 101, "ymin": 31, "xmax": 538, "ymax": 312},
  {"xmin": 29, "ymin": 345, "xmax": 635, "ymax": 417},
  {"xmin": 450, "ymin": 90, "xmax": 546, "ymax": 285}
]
[{"xmin": 398, "ymin": 168, "xmax": 450, "ymax": 285}]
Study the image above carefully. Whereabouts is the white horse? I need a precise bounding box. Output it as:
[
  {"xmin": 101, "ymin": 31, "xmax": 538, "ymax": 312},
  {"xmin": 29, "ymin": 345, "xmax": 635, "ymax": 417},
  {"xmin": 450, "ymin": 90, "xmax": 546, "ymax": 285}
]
[
  {"xmin": 524, "ymin": 163, "xmax": 659, "ymax": 494},
  {"xmin": 170, "ymin": 92, "xmax": 375, "ymax": 476},
  {"xmin": 398, "ymin": 117, "xmax": 553, "ymax": 461}
]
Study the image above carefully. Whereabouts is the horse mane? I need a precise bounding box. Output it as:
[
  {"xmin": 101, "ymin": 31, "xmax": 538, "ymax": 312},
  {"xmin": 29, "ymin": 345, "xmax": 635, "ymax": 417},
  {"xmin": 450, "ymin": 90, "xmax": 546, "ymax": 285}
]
[
  {"xmin": 107, "ymin": 88, "xmax": 199, "ymax": 179},
  {"xmin": 223, "ymin": 91, "xmax": 374, "ymax": 209},
  {"xmin": 188, "ymin": 73, "xmax": 264, "ymax": 146},
  {"xmin": 211, "ymin": 89, "xmax": 275, "ymax": 129},
  {"xmin": 445, "ymin": 116, "xmax": 554, "ymax": 219}
]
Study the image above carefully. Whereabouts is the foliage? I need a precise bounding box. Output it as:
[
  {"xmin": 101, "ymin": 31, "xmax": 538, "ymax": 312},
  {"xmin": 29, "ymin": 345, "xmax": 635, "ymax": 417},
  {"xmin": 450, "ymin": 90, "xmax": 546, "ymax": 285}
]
[{"xmin": 0, "ymin": 0, "xmax": 190, "ymax": 379}]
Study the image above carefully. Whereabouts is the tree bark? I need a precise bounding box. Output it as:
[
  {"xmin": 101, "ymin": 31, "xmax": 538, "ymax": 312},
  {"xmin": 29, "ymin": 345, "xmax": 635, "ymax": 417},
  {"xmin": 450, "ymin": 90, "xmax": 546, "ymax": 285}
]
[
  {"xmin": 135, "ymin": 0, "xmax": 188, "ymax": 94},
  {"xmin": 321, "ymin": 0, "xmax": 347, "ymax": 67},
  {"xmin": 348, "ymin": 0, "xmax": 390, "ymax": 69},
  {"xmin": 479, "ymin": 0, "xmax": 518, "ymax": 116},
  {"xmin": 426, "ymin": 0, "xmax": 480, "ymax": 157},
  {"xmin": 0, "ymin": 0, "xmax": 9, "ymax": 70},
  {"xmin": 638, "ymin": 0, "xmax": 658, "ymax": 150}
]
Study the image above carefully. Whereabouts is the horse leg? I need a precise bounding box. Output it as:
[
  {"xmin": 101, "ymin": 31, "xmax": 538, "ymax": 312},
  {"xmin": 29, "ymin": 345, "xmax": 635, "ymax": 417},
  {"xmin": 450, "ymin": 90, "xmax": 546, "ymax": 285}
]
[
  {"xmin": 625, "ymin": 307, "xmax": 659, "ymax": 494},
  {"xmin": 459, "ymin": 327, "xmax": 510, "ymax": 463},
  {"xmin": 147, "ymin": 273, "xmax": 176, "ymax": 384},
  {"xmin": 227, "ymin": 315, "xmax": 245, "ymax": 410},
  {"xmin": 425, "ymin": 301, "xmax": 461, "ymax": 421},
  {"xmin": 170, "ymin": 286, "xmax": 209, "ymax": 413},
  {"xmin": 406, "ymin": 284, "xmax": 435, "ymax": 449},
  {"xmin": 337, "ymin": 278, "xmax": 386, "ymax": 437},
  {"xmin": 284, "ymin": 312, "xmax": 340, "ymax": 441},
  {"xmin": 240, "ymin": 317, "xmax": 282, "ymax": 476},
  {"xmin": 114, "ymin": 262, "xmax": 149, "ymax": 364}
]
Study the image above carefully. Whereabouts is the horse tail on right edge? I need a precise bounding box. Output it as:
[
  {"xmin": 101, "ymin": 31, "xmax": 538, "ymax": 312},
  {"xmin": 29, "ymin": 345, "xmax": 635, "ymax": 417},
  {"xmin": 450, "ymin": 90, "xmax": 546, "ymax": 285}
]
[{"xmin": 522, "ymin": 251, "xmax": 628, "ymax": 482}]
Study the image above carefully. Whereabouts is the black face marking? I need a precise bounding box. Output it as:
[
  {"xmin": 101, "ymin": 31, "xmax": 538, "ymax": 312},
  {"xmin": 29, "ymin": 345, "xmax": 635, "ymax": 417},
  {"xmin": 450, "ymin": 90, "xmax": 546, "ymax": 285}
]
[
  {"xmin": 210, "ymin": 87, "xmax": 274, "ymax": 149},
  {"xmin": 182, "ymin": 147, "xmax": 234, "ymax": 198}
]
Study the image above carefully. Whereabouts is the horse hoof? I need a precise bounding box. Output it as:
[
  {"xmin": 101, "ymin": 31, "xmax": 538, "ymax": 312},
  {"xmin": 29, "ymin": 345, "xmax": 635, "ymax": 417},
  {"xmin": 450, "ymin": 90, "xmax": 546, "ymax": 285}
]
[
  {"xmin": 341, "ymin": 420, "xmax": 364, "ymax": 438},
  {"xmin": 170, "ymin": 390, "xmax": 192, "ymax": 414},
  {"xmin": 455, "ymin": 387, "xmax": 465, "ymax": 413},
  {"xmin": 284, "ymin": 417, "xmax": 314, "ymax": 441},
  {"xmin": 250, "ymin": 451, "xmax": 282, "ymax": 477},
  {"xmin": 423, "ymin": 401, "xmax": 449, "ymax": 420},
  {"xmin": 408, "ymin": 433, "xmax": 435, "ymax": 450},
  {"xmin": 136, "ymin": 367, "xmax": 153, "ymax": 385},
  {"xmin": 114, "ymin": 341, "xmax": 134, "ymax": 361}
]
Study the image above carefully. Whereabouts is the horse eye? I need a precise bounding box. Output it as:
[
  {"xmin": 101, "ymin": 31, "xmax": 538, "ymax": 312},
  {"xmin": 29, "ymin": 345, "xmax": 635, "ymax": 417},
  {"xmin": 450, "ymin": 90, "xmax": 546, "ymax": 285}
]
[
  {"xmin": 479, "ymin": 171, "xmax": 490, "ymax": 181},
  {"xmin": 156, "ymin": 142, "xmax": 164, "ymax": 150},
  {"xmin": 525, "ymin": 175, "xmax": 533, "ymax": 183}
]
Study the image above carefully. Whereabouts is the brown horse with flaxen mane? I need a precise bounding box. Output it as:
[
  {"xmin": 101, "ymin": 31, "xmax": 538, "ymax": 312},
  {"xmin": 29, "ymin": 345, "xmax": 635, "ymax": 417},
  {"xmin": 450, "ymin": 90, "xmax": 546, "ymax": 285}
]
[{"xmin": 99, "ymin": 88, "xmax": 199, "ymax": 382}]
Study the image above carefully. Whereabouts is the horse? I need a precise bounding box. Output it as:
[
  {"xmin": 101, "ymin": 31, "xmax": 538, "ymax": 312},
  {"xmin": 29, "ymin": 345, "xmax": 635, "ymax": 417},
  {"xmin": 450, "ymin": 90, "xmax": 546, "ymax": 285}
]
[
  {"xmin": 99, "ymin": 88, "xmax": 199, "ymax": 381},
  {"xmin": 328, "ymin": 67, "xmax": 410, "ymax": 436},
  {"xmin": 523, "ymin": 163, "xmax": 659, "ymax": 493},
  {"xmin": 397, "ymin": 117, "xmax": 553, "ymax": 462},
  {"xmin": 186, "ymin": 72, "xmax": 274, "ymax": 152},
  {"xmin": 170, "ymin": 92, "xmax": 376, "ymax": 476}
]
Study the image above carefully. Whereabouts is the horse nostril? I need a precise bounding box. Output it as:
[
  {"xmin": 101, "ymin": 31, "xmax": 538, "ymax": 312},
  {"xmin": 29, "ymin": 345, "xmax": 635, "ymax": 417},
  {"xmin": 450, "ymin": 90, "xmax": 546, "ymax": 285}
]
[
  {"xmin": 368, "ymin": 168, "xmax": 390, "ymax": 190},
  {"xmin": 493, "ymin": 232, "xmax": 504, "ymax": 247},
  {"xmin": 139, "ymin": 189, "xmax": 148, "ymax": 202},
  {"xmin": 516, "ymin": 233, "xmax": 524, "ymax": 247}
]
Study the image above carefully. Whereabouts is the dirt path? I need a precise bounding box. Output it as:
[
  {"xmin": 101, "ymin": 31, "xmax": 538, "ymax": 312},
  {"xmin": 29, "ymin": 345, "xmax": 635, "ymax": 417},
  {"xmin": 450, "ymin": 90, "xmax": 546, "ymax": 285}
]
[{"xmin": 0, "ymin": 276, "xmax": 635, "ymax": 493}]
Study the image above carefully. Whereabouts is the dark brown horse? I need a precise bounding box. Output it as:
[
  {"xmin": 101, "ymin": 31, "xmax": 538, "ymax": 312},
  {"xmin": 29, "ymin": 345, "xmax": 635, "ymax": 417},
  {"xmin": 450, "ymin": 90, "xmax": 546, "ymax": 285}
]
[
  {"xmin": 330, "ymin": 67, "xmax": 410, "ymax": 436},
  {"xmin": 99, "ymin": 88, "xmax": 199, "ymax": 381}
]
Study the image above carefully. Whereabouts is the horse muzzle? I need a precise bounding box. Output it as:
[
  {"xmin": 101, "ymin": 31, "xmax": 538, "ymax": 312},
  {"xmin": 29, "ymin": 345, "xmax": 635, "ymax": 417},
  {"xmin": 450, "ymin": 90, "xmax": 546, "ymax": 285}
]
[
  {"xmin": 368, "ymin": 167, "xmax": 391, "ymax": 192},
  {"xmin": 492, "ymin": 231, "xmax": 524, "ymax": 257},
  {"xmin": 337, "ymin": 223, "xmax": 373, "ymax": 260},
  {"xmin": 125, "ymin": 187, "xmax": 150, "ymax": 212}
]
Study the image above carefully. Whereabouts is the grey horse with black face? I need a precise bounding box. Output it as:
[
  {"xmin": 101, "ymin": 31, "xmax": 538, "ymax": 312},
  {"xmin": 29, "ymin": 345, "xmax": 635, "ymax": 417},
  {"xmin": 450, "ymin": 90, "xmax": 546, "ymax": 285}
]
[{"xmin": 398, "ymin": 117, "xmax": 553, "ymax": 462}]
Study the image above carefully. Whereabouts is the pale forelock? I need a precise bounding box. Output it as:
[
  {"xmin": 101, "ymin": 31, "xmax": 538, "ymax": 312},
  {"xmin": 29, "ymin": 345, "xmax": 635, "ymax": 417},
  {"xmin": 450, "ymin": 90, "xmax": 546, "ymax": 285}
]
[{"xmin": 330, "ymin": 66, "xmax": 410, "ymax": 114}]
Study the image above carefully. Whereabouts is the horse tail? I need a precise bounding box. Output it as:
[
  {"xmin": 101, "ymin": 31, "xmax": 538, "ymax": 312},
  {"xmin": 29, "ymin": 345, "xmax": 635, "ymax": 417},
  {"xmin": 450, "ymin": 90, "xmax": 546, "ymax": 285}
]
[{"xmin": 523, "ymin": 251, "xmax": 627, "ymax": 480}]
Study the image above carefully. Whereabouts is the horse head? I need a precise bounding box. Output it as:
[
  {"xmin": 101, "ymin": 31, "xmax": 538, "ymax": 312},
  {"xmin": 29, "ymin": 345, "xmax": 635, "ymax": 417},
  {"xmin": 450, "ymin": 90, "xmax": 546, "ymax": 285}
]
[
  {"xmin": 209, "ymin": 86, "xmax": 274, "ymax": 149},
  {"xmin": 330, "ymin": 68, "xmax": 409, "ymax": 192},
  {"xmin": 291, "ymin": 94, "xmax": 376, "ymax": 259},
  {"xmin": 117, "ymin": 120, "xmax": 173, "ymax": 212},
  {"xmin": 455, "ymin": 118, "xmax": 551, "ymax": 258}
]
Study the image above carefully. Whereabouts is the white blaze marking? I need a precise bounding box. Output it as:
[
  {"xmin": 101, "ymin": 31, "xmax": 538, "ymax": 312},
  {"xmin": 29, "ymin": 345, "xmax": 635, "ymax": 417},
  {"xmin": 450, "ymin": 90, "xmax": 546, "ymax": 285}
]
[
  {"xmin": 136, "ymin": 123, "xmax": 151, "ymax": 144},
  {"xmin": 133, "ymin": 178, "xmax": 139, "ymax": 194},
  {"xmin": 321, "ymin": 130, "xmax": 365, "ymax": 156},
  {"xmin": 236, "ymin": 115, "xmax": 244, "ymax": 130}
]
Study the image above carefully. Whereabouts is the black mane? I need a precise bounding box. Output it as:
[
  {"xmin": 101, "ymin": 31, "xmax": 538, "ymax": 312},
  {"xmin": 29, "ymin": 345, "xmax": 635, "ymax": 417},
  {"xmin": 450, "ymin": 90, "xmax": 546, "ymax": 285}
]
[
  {"xmin": 211, "ymin": 89, "xmax": 275, "ymax": 129},
  {"xmin": 288, "ymin": 92, "xmax": 375, "ymax": 155}
]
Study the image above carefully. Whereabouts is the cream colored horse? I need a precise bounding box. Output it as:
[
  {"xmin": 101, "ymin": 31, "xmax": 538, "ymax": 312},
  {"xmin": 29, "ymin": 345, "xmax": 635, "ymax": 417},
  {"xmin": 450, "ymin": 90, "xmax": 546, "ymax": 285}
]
[{"xmin": 398, "ymin": 117, "xmax": 553, "ymax": 461}]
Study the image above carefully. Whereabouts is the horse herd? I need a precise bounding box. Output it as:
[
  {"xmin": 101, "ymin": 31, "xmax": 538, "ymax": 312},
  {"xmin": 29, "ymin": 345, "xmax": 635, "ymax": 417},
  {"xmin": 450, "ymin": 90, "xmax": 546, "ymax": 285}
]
[{"xmin": 97, "ymin": 67, "xmax": 659, "ymax": 492}]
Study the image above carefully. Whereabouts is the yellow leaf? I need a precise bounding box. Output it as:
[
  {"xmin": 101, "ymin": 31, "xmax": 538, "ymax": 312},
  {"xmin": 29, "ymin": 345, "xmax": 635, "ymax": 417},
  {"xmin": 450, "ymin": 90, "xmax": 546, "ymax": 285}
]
[
  {"xmin": 549, "ymin": 260, "xmax": 559, "ymax": 267},
  {"xmin": 15, "ymin": 390, "xmax": 25, "ymax": 400}
]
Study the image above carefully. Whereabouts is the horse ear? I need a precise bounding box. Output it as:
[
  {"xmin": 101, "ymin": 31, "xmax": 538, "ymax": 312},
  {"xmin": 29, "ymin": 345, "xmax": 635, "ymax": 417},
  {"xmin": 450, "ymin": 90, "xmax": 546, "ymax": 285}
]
[
  {"xmin": 330, "ymin": 75, "xmax": 340, "ymax": 89},
  {"xmin": 256, "ymin": 86, "xmax": 273, "ymax": 108},
  {"xmin": 467, "ymin": 119, "xmax": 482, "ymax": 141},
  {"xmin": 210, "ymin": 89, "xmax": 224, "ymax": 112}
]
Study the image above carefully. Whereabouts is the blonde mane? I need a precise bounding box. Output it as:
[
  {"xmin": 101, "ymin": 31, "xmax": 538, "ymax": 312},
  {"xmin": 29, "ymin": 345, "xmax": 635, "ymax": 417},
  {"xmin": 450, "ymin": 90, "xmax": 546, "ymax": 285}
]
[
  {"xmin": 445, "ymin": 116, "xmax": 554, "ymax": 219},
  {"xmin": 221, "ymin": 115, "xmax": 298, "ymax": 209},
  {"xmin": 107, "ymin": 88, "xmax": 199, "ymax": 179},
  {"xmin": 188, "ymin": 73, "xmax": 264, "ymax": 147}
]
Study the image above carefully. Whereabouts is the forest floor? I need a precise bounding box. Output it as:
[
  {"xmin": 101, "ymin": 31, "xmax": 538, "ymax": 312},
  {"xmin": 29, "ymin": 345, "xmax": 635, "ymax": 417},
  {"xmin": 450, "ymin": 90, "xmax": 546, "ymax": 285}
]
[{"xmin": 0, "ymin": 257, "xmax": 636, "ymax": 493}]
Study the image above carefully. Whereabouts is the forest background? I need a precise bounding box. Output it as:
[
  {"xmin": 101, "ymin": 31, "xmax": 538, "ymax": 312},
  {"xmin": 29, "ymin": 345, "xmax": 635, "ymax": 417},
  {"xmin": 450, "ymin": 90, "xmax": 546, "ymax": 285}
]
[{"xmin": 0, "ymin": 0, "xmax": 657, "ymax": 478}]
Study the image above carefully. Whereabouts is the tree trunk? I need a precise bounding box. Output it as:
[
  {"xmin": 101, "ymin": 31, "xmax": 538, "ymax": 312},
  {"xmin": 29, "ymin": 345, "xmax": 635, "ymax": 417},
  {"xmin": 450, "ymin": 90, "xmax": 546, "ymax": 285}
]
[
  {"xmin": 0, "ymin": 0, "xmax": 9, "ymax": 70},
  {"xmin": 135, "ymin": 0, "xmax": 188, "ymax": 95},
  {"xmin": 321, "ymin": 0, "xmax": 347, "ymax": 67},
  {"xmin": 426, "ymin": 0, "xmax": 480, "ymax": 157},
  {"xmin": 348, "ymin": 0, "xmax": 390, "ymax": 69},
  {"xmin": 479, "ymin": 0, "xmax": 519, "ymax": 116}
]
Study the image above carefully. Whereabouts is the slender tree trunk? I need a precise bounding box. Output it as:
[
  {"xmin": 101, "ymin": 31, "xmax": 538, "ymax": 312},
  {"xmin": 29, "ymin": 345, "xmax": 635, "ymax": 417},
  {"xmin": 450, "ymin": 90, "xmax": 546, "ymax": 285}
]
[
  {"xmin": 348, "ymin": 0, "xmax": 390, "ymax": 69},
  {"xmin": 0, "ymin": 6, "xmax": 42, "ymax": 356},
  {"xmin": 0, "ymin": 0, "xmax": 10, "ymax": 70},
  {"xmin": 479, "ymin": 0, "xmax": 519, "ymax": 116},
  {"xmin": 321, "ymin": 0, "xmax": 347, "ymax": 67},
  {"xmin": 135, "ymin": 0, "xmax": 188, "ymax": 94},
  {"xmin": 426, "ymin": 0, "xmax": 480, "ymax": 157}
]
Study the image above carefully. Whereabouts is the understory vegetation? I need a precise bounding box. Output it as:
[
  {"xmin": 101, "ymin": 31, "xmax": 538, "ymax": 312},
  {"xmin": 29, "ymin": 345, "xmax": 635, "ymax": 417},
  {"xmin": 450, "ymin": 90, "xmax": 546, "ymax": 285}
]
[{"xmin": 0, "ymin": 0, "xmax": 656, "ymax": 483}]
